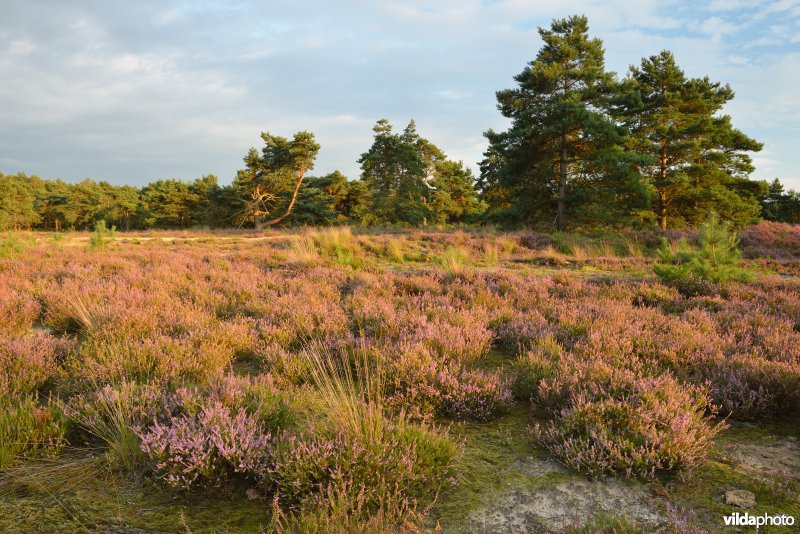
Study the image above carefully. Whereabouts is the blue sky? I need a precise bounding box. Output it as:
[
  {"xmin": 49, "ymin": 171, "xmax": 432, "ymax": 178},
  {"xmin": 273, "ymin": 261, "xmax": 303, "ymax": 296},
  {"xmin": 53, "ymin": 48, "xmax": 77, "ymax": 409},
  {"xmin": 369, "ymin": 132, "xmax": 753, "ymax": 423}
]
[{"xmin": 1, "ymin": 0, "xmax": 799, "ymax": 189}]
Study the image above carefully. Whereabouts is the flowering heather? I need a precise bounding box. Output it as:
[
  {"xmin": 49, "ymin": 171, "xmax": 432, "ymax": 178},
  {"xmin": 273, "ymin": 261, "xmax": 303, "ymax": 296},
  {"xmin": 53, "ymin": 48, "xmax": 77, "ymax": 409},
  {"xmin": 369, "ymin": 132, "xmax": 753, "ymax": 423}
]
[
  {"xmin": 0, "ymin": 333, "xmax": 73, "ymax": 397},
  {"xmin": 138, "ymin": 402, "xmax": 274, "ymax": 490},
  {"xmin": 1, "ymin": 227, "xmax": 799, "ymax": 531},
  {"xmin": 0, "ymin": 285, "xmax": 40, "ymax": 335},
  {"xmin": 269, "ymin": 424, "xmax": 458, "ymax": 513},
  {"xmin": 739, "ymin": 221, "xmax": 800, "ymax": 259},
  {"xmin": 533, "ymin": 366, "xmax": 725, "ymax": 478}
]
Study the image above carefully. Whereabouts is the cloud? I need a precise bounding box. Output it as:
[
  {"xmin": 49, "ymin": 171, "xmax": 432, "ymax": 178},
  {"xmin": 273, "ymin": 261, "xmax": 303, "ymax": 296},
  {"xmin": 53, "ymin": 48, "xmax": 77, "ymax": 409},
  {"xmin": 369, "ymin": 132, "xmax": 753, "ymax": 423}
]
[{"xmin": 0, "ymin": 0, "xmax": 797, "ymax": 190}]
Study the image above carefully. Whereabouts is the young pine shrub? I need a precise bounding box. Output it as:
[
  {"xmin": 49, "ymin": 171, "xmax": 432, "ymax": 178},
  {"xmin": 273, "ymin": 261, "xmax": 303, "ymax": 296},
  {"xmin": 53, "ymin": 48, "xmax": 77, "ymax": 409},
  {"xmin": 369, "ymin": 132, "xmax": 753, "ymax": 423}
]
[
  {"xmin": 654, "ymin": 214, "xmax": 752, "ymax": 288},
  {"xmin": 88, "ymin": 219, "xmax": 116, "ymax": 251},
  {"xmin": 0, "ymin": 233, "xmax": 26, "ymax": 258}
]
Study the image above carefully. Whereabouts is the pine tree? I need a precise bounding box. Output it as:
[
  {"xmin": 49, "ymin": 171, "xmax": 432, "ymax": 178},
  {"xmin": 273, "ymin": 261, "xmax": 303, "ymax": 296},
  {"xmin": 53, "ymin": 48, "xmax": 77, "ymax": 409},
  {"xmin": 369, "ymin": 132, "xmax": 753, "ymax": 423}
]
[
  {"xmin": 480, "ymin": 15, "xmax": 634, "ymax": 229},
  {"xmin": 234, "ymin": 131, "xmax": 320, "ymax": 229},
  {"xmin": 619, "ymin": 51, "xmax": 763, "ymax": 229}
]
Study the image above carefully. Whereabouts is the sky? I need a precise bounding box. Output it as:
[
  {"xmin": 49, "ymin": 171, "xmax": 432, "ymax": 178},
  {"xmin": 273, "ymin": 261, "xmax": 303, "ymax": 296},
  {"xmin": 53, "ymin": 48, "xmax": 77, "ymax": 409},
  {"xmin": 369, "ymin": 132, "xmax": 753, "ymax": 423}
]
[{"xmin": 1, "ymin": 1, "xmax": 799, "ymax": 189}]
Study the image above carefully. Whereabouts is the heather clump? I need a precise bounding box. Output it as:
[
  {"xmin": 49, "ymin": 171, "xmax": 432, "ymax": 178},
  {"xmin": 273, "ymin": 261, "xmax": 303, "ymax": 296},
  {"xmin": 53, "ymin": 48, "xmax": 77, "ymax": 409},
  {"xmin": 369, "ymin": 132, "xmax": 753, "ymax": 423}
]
[
  {"xmin": 134, "ymin": 375, "xmax": 292, "ymax": 489},
  {"xmin": 138, "ymin": 400, "xmax": 275, "ymax": 490},
  {"xmin": 0, "ymin": 286, "xmax": 40, "ymax": 334},
  {"xmin": 685, "ymin": 353, "xmax": 800, "ymax": 420},
  {"xmin": 384, "ymin": 346, "xmax": 512, "ymax": 422},
  {"xmin": 263, "ymin": 346, "xmax": 460, "ymax": 526},
  {"xmin": 0, "ymin": 333, "xmax": 72, "ymax": 397},
  {"xmin": 533, "ymin": 365, "xmax": 725, "ymax": 478},
  {"xmin": 514, "ymin": 346, "xmax": 725, "ymax": 478},
  {"xmin": 739, "ymin": 221, "xmax": 800, "ymax": 259}
]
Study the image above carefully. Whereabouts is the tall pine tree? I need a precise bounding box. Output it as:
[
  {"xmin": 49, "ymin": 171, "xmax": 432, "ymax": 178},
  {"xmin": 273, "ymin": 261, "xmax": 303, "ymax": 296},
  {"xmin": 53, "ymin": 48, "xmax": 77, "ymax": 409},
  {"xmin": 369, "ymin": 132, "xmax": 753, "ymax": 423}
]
[
  {"xmin": 480, "ymin": 15, "xmax": 635, "ymax": 229},
  {"xmin": 618, "ymin": 50, "xmax": 763, "ymax": 229}
]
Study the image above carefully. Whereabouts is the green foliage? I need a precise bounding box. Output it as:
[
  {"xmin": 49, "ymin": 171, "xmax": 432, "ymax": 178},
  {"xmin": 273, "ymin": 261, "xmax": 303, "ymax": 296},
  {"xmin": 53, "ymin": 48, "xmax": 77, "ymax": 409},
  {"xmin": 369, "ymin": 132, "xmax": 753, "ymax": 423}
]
[
  {"xmin": 760, "ymin": 178, "xmax": 800, "ymax": 224},
  {"xmin": 234, "ymin": 131, "xmax": 321, "ymax": 228},
  {"xmin": 359, "ymin": 119, "xmax": 482, "ymax": 225},
  {"xmin": 0, "ymin": 233, "xmax": 26, "ymax": 258},
  {"xmin": 436, "ymin": 246, "xmax": 469, "ymax": 276},
  {"xmin": 480, "ymin": 15, "xmax": 649, "ymax": 230},
  {"xmin": 654, "ymin": 214, "xmax": 753, "ymax": 285},
  {"xmin": 617, "ymin": 50, "xmax": 763, "ymax": 229},
  {"xmin": 88, "ymin": 219, "xmax": 116, "ymax": 251},
  {"xmin": 0, "ymin": 397, "xmax": 66, "ymax": 470}
]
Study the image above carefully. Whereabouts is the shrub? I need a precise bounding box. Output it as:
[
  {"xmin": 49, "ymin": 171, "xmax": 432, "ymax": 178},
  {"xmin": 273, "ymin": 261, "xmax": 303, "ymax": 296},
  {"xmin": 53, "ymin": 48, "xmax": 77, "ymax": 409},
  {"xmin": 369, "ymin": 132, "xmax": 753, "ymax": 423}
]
[
  {"xmin": 138, "ymin": 401, "xmax": 274, "ymax": 490},
  {"xmin": 0, "ymin": 333, "xmax": 71, "ymax": 397},
  {"xmin": 0, "ymin": 288, "xmax": 40, "ymax": 334},
  {"xmin": 386, "ymin": 347, "xmax": 512, "ymax": 422},
  {"xmin": 534, "ymin": 368, "xmax": 725, "ymax": 478},
  {"xmin": 654, "ymin": 214, "xmax": 752, "ymax": 286},
  {"xmin": 88, "ymin": 220, "xmax": 116, "ymax": 251},
  {"xmin": 133, "ymin": 375, "xmax": 291, "ymax": 489},
  {"xmin": 267, "ymin": 345, "xmax": 459, "ymax": 524},
  {"xmin": 269, "ymin": 423, "xmax": 458, "ymax": 520},
  {"xmin": 686, "ymin": 353, "xmax": 800, "ymax": 420},
  {"xmin": 0, "ymin": 233, "xmax": 26, "ymax": 257},
  {"xmin": 511, "ymin": 335, "xmax": 563, "ymax": 400},
  {"xmin": 436, "ymin": 365, "xmax": 512, "ymax": 422},
  {"xmin": 0, "ymin": 396, "xmax": 66, "ymax": 469},
  {"xmin": 739, "ymin": 221, "xmax": 800, "ymax": 259}
]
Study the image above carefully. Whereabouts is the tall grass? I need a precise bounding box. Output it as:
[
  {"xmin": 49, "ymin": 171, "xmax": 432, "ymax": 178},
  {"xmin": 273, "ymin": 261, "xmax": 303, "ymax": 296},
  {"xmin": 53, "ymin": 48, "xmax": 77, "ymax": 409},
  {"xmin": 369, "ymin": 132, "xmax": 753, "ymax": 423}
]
[
  {"xmin": 0, "ymin": 397, "xmax": 66, "ymax": 469},
  {"xmin": 482, "ymin": 243, "xmax": 500, "ymax": 268},
  {"xmin": 301, "ymin": 344, "xmax": 386, "ymax": 445},
  {"xmin": 436, "ymin": 246, "xmax": 468, "ymax": 276},
  {"xmin": 65, "ymin": 385, "xmax": 145, "ymax": 471},
  {"xmin": 385, "ymin": 237, "xmax": 406, "ymax": 263},
  {"xmin": 286, "ymin": 236, "xmax": 320, "ymax": 264}
]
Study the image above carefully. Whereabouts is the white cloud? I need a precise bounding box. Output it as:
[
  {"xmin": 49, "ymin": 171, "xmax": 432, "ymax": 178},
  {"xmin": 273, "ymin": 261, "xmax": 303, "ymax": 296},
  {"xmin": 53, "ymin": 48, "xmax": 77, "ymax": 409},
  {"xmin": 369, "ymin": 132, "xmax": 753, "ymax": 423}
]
[{"xmin": 0, "ymin": 0, "xmax": 797, "ymax": 190}]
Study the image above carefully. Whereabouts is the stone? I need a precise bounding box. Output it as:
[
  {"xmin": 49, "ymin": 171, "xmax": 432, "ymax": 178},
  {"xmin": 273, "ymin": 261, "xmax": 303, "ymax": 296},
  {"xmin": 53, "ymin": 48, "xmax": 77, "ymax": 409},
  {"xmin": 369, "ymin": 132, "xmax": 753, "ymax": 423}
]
[{"xmin": 724, "ymin": 489, "xmax": 756, "ymax": 509}]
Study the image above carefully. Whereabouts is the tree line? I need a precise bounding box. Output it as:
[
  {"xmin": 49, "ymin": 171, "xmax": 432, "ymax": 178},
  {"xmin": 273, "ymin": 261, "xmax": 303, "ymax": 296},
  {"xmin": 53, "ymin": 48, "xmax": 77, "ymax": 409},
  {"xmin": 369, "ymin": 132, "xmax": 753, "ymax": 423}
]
[{"xmin": 1, "ymin": 15, "xmax": 798, "ymax": 232}]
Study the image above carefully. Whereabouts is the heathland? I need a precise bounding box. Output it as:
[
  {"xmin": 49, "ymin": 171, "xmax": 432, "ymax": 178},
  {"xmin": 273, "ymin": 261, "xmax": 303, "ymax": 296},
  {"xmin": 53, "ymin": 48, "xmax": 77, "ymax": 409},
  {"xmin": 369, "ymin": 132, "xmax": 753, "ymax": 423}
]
[{"xmin": 1, "ymin": 223, "xmax": 798, "ymax": 532}]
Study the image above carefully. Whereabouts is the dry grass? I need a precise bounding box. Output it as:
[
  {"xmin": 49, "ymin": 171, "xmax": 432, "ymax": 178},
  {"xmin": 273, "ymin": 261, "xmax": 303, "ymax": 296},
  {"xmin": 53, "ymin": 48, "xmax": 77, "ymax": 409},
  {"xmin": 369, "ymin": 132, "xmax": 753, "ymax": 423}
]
[
  {"xmin": 300, "ymin": 344, "xmax": 387, "ymax": 445},
  {"xmin": 286, "ymin": 237, "xmax": 320, "ymax": 264}
]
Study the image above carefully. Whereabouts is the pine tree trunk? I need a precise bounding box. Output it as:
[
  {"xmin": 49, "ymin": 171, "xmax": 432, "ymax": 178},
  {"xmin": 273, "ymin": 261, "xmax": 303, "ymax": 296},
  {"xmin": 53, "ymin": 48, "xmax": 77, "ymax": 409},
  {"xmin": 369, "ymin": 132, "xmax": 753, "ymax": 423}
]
[
  {"xmin": 557, "ymin": 137, "xmax": 567, "ymax": 231},
  {"xmin": 659, "ymin": 145, "xmax": 668, "ymax": 231},
  {"xmin": 267, "ymin": 166, "xmax": 306, "ymax": 226},
  {"xmin": 254, "ymin": 214, "xmax": 262, "ymax": 231}
]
